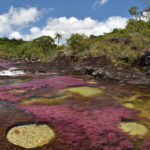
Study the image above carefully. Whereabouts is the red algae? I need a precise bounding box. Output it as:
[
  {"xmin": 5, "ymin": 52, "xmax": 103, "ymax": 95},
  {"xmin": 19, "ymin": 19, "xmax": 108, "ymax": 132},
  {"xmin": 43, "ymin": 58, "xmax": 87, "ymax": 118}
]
[
  {"xmin": 0, "ymin": 62, "xmax": 149, "ymax": 150},
  {"xmin": 0, "ymin": 58, "xmax": 14, "ymax": 68},
  {"xmin": 15, "ymin": 104, "xmax": 136, "ymax": 150},
  {"xmin": 143, "ymin": 139, "xmax": 150, "ymax": 150},
  {"xmin": 0, "ymin": 76, "xmax": 88, "ymax": 102},
  {"xmin": 0, "ymin": 76, "xmax": 87, "ymax": 90}
]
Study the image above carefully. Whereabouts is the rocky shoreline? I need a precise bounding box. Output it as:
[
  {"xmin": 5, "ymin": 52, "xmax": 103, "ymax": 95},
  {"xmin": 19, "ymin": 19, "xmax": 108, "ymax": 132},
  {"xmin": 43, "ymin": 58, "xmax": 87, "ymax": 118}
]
[
  {"xmin": 0, "ymin": 50, "xmax": 150, "ymax": 86},
  {"xmin": 49, "ymin": 51, "xmax": 150, "ymax": 86}
]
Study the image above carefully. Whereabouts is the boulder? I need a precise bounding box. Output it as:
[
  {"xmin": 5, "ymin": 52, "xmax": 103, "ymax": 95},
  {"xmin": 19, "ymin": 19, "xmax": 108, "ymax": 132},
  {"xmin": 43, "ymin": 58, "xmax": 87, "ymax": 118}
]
[
  {"xmin": 85, "ymin": 67, "xmax": 96, "ymax": 75},
  {"xmin": 140, "ymin": 50, "xmax": 150, "ymax": 66}
]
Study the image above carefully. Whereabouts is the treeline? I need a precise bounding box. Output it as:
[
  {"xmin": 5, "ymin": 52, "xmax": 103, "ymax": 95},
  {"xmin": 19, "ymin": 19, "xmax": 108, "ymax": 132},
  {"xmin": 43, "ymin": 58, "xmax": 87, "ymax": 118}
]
[{"xmin": 0, "ymin": 34, "xmax": 65, "ymax": 62}]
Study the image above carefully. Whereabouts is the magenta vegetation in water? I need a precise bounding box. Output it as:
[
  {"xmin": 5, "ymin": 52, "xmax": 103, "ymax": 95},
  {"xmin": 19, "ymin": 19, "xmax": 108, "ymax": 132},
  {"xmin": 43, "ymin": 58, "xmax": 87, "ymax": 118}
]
[
  {"xmin": 0, "ymin": 72, "xmax": 145, "ymax": 149},
  {"xmin": 143, "ymin": 139, "xmax": 150, "ymax": 150},
  {"xmin": 0, "ymin": 76, "xmax": 88, "ymax": 102},
  {"xmin": 16, "ymin": 104, "xmax": 136, "ymax": 150},
  {"xmin": 0, "ymin": 58, "xmax": 14, "ymax": 68}
]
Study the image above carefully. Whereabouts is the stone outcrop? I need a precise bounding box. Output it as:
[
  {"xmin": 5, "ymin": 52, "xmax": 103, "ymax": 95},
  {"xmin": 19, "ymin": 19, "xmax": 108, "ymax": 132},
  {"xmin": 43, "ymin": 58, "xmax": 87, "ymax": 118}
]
[{"xmin": 140, "ymin": 49, "xmax": 150, "ymax": 66}]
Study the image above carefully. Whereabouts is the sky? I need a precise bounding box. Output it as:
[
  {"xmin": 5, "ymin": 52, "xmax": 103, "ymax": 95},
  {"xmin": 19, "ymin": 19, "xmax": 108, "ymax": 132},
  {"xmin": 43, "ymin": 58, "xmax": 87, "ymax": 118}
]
[{"xmin": 0, "ymin": 0, "xmax": 148, "ymax": 41}]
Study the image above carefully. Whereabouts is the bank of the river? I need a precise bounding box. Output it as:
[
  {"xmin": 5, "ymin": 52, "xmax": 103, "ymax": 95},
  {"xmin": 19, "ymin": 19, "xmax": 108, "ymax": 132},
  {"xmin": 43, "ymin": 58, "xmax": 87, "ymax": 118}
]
[
  {"xmin": 8, "ymin": 51, "xmax": 150, "ymax": 86},
  {"xmin": 2, "ymin": 49, "xmax": 150, "ymax": 87}
]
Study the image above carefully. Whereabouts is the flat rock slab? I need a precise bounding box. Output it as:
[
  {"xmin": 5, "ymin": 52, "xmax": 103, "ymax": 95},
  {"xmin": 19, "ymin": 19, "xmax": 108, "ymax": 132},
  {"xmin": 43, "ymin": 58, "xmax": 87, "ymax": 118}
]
[{"xmin": 7, "ymin": 124, "xmax": 55, "ymax": 149}]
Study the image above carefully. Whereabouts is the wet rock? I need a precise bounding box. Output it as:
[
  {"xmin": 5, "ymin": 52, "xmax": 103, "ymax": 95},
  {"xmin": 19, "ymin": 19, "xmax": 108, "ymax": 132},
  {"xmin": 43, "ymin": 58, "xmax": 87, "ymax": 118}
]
[
  {"xmin": 91, "ymin": 68, "xmax": 115, "ymax": 80},
  {"xmin": 35, "ymin": 70, "xmax": 46, "ymax": 74},
  {"xmin": 85, "ymin": 67, "xmax": 96, "ymax": 75}
]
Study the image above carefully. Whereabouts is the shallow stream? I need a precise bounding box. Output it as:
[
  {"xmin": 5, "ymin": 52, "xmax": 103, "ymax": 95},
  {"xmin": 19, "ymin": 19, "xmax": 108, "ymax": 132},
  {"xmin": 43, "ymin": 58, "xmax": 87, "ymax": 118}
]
[{"xmin": 0, "ymin": 60, "xmax": 150, "ymax": 150}]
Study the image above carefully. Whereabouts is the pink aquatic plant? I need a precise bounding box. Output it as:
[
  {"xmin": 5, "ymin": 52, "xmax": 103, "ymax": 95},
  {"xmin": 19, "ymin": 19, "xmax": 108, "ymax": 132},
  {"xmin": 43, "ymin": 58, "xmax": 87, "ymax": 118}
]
[
  {"xmin": 0, "ymin": 76, "xmax": 89, "ymax": 102},
  {"xmin": 0, "ymin": 58, "xmax": 14, "ymax": 68},
  {"xmin": 0, "ymin": 76, "xmax": 87, "ymax": 91},
  {"xmin": 16, "ymin": 104, "xmax": 135, "ymax": 150},
  {"xmin": 143, "ymin": 139, "xmax": 150, "ymax": 150}
]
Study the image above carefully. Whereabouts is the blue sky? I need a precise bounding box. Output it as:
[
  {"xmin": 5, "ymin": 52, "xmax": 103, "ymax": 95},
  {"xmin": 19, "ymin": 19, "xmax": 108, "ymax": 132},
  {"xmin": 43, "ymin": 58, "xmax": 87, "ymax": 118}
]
[{"xmin": 0, "ymin": 0, "xmax": 148, "ymax": 41}]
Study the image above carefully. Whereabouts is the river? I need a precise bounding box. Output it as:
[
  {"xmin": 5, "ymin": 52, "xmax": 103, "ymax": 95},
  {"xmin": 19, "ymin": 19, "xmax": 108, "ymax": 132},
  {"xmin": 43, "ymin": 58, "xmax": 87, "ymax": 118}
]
[{"xmin": 0, "ymin": 58, "xmax": 150, "ymax": 150}]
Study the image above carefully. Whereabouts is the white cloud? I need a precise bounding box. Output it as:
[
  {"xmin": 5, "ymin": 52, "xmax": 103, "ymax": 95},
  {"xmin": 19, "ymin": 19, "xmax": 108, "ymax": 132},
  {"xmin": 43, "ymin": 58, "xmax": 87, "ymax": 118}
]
[
  {"xmin": 9, "ymin": 7, "xmax": 40, "ymax": 26},
  {"xmin": 9, "ymin": 32, "xmax": 23, "ymax": 39},
  {"xmin": 0, "ymin": 6, "xmax": 40, "ymax": 35},
  {"xmin": 9, "ymin": 16, "xmax": 128, "ymax": 41},
  {"xmin": 101, "ymin": 0, "xmax": 109, "ymax": 5},
  {"xmin": 92, "ymin": 0, "xmax": 109, "ymax": 10}
]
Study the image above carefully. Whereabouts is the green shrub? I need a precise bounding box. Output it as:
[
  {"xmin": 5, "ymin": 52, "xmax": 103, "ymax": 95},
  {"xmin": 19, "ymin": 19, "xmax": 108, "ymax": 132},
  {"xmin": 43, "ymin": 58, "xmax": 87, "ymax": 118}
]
[
  {"xmin": 67, "ymin": 34, "xmax": 90, "ymax": 51},
  {"xmin": 33, "ymin": 36, "xmax": 57, "ymax": 53}
]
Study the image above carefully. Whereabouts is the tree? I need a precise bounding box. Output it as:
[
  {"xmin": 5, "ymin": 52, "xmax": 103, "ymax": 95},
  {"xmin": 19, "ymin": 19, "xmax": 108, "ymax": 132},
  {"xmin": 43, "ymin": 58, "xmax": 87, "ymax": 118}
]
[
  {"xmin": 55, "ymin": 33, "xmax": 63, "ymax": 46},
  {"xmin": 67, "ymin": 33, "xmax": 89, "ymax": 51},
  {"xmin": 129, "ymin": 6, "xmax": 139, "ymax": 16},
  {"xmin": 129, "ymin": 6, "xmax": 140, "ymax": 19},
  {"xmin": 33, "ymin": 36, "xmax": 56, "ymax": 52}
]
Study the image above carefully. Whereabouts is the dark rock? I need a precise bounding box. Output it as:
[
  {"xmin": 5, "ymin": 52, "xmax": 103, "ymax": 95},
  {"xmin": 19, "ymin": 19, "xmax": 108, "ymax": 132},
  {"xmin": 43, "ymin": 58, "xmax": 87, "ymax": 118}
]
[
  {"xmin": 106, "ymin": 37, "xmax": 127, "ymax": 43},
  {"xmin": 36, "ymin": 70, "xmax": 46, "ymax": 74},
  {"xmin": 119, "ymin": 57, "xmax": 129, "ymax": 63},
  {"xmin": 91, "ymin": 68, "xmax": 114, "ymax": 80},
  {"xmin": 140, "ymin": 50, "xmax": 150, "ymax": 66},
  {"xmin": 146, "ymin": 71, "xmax": 150, "ymax": 76},
  {"xmin": 85, "ymin": 67, "xmax": 96, "ymax": 75}
]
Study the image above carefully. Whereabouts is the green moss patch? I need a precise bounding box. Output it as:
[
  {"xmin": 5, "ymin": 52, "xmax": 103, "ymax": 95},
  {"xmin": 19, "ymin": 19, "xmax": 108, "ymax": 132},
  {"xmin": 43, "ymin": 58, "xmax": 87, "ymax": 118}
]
[
  {"xmin": 119, "ymin": 122, "xmax": 148, "ymax": 137},
  {"xmin": 122, "ymin": 103, "xmax": 135, "ymax": 109},
  {"xmin": 62, "ymin": 86, "xmax": 102, "ymax": 97},
  {"xmin": 20, "ymin": 96, "xmax": 66, "ymax": 105}
]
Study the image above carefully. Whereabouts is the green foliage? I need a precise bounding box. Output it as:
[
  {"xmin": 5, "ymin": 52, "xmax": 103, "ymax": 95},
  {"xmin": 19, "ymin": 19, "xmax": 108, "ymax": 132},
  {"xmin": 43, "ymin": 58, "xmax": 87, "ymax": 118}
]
[
  {"xmin": 67, "ymin": 33, "xmax": 90, "ymax": 51},
  {"xmin": 33, "ymin": 36, "xmax": 56, "ymax": 52},
  {"xmin": 128, "ymin": 6, "xmax": 139, "ymax": 17},
  {"xmin": 55, "ymin": 33, "xmax": 63, "ymax": 46},
  {"xmin": 126, "ymin": 19, "xmax": 150, "ymax": 37},
  {"xmin": 0, "ymin": 36, "xmax": 60, "ymax": 62}
]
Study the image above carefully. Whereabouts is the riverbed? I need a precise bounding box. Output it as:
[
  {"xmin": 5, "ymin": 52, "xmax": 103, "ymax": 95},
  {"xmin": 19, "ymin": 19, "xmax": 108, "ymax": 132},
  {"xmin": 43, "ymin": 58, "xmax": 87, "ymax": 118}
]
[{"xmin": 0, "ymin": 58, "xmax": 150, "ymax": 150}]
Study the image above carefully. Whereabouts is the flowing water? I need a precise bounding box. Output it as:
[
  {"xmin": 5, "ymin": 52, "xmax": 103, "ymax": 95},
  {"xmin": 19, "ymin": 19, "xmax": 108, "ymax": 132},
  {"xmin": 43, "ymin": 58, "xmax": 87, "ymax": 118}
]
[{"xmin": 0, "ymin": 60, "xmax": 150, "ymax": 149}]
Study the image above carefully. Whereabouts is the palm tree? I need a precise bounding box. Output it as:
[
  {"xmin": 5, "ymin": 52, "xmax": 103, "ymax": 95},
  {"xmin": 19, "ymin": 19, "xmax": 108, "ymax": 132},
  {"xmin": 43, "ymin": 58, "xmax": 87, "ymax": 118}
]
[{"xmin": 55, "ymin": 33, "xmax": 63, "ymax": 46}]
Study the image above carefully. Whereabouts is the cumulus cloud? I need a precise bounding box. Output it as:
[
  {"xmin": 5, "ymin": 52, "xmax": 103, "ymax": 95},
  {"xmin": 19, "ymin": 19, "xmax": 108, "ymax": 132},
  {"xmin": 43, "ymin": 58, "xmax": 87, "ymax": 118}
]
[
  {"xmin": 0, "ymin": 6, "xmax": 40, "ymax": 35},
  {"xmin": 92, "ymin": 0, "xmax": 109, "ymax": 9},
  {"xmin": 9, "ymin": 16, "xmax": 128, "ymax": 41},
  {"xmin": 9, "ymin": 32, "xmax": 23, "ymax": 39},
  {"xmin": 0, "ymin": 6, "xmax": 128, "ymax": 42}
]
